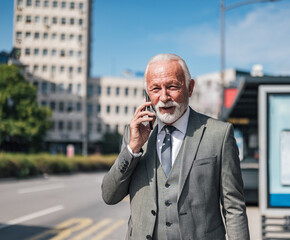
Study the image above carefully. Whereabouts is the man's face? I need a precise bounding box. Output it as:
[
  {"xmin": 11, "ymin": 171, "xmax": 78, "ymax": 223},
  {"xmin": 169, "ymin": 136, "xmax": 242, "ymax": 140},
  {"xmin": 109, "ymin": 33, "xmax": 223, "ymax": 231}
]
[{"xmin": 146, "ymin": 60, "xmax": 194, "ymax": 124}]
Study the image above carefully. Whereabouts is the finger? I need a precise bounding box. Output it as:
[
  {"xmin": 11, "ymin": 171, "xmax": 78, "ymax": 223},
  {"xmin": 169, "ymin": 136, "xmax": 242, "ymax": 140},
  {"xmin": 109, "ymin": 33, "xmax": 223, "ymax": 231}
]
[
  {"xmin": 134, "ymin": 101, "xmax": 152, "ymax": 115},
  {"xmin": 132, "ymin": 117, "xmax": 154, "ymax": 126},
  {"xmin": 135, "ymin": 110, "xmax": 155, "ymax": 119}
]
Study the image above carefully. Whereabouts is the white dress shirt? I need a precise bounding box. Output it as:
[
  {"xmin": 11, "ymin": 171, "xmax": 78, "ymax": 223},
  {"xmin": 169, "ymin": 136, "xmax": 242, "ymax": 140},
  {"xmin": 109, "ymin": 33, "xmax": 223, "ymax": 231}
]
[{"xmin": 157, "ymin": 107, "xmax": 190, "ymax": 166}]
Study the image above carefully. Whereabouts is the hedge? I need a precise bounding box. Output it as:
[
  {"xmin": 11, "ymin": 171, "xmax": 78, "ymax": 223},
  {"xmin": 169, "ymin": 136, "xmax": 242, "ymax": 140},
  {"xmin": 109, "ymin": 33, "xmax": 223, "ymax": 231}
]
[{"xmin": 0, "ymin": 152, "xmax": 117, "ymax": 178}]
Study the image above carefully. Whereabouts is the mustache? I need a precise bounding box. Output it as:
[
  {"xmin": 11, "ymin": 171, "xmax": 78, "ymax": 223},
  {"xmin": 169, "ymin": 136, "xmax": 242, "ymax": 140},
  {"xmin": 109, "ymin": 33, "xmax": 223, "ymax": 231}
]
[{"xmin": 155, "ymin": 101, "xmax": 179, "ymax": 108}]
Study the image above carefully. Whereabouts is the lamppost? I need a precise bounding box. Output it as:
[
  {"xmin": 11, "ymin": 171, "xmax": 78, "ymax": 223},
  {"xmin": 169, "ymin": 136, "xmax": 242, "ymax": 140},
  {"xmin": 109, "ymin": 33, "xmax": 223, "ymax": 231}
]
[{"xmin": 220, "ymin": 0, "xmax": 279, "ymax": 87}]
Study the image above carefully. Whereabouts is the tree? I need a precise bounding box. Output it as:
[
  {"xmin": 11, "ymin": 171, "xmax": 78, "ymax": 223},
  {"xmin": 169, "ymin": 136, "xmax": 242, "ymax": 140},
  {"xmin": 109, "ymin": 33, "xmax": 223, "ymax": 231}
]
[
  {"xmin": 0, "ymin": 65, "xmax": 52, "ymax": 152},
  {"xmin": 99, "ymin": 131, "xmax": 122, "ymax": 154}
]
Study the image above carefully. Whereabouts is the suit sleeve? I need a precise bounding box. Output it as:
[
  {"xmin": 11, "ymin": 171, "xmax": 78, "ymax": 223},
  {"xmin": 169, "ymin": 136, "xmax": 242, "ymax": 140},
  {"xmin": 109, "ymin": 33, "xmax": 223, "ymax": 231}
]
[
  {"xmin": 220, "ymin": 124, "xmax": 250, "ymax": 240},
  {"xmin": 101, "ymin": 125, "xmax": 141, "ymax": 205}
]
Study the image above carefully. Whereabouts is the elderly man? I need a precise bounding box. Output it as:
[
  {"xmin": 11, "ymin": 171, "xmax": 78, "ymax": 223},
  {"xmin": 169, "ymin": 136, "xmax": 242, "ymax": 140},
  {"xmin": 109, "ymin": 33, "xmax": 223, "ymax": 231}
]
[{"xmin": 102, "ymin": 53, "xmax": 250, "ymax": 240}]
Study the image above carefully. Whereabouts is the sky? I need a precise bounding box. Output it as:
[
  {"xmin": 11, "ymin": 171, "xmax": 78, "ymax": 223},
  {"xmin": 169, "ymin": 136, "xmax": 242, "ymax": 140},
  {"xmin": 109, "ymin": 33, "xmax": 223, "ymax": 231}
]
[{"xmin": 1, "ymin": 0, "xmax": 290, "ymax": 78}]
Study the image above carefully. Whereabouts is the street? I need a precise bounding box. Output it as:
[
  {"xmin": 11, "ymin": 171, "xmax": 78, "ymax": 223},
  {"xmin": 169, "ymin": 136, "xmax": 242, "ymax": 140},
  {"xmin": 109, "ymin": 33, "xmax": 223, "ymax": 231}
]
[{"xmin": 0, "ymin": 173, "xmax": 261, "ymax": 240}]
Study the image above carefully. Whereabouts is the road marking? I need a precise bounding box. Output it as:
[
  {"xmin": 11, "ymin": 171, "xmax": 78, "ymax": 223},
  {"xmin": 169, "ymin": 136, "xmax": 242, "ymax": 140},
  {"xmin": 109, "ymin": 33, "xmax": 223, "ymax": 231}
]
[
  {"xmin": 71, "ymin": 219, "xmax": 112, "ymax": 240},
  {"xmin": 18, "ymin": 183, "xmax": 65, "ymax": 194},
  {"xmin": 92, "ymin": 219, "xmax": 126, "ymax": 240},
  {"xmin": 0, "ymin": 205, "xmax": 64, "ymax": 230}
]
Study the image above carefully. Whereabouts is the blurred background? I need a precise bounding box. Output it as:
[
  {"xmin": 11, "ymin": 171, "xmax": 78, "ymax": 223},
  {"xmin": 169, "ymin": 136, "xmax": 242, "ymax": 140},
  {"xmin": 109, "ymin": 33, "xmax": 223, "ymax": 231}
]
[{"xmin": 1, "ymin": 0, "xmax": 290, "ymax": 239}]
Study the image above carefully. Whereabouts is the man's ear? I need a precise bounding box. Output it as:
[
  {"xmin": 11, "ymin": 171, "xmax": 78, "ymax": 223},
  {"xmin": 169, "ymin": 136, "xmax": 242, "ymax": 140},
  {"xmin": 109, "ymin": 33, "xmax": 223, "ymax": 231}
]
[{"xmin": 188, "ymin": 79, "xmax": 195, "ymax": 97}]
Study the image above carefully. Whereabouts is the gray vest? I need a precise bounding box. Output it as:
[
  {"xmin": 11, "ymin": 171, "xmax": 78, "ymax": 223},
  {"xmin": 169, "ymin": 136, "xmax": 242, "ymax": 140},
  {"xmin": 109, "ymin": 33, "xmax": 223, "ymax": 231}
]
[{"xmin": 153, "ymin": 152, "xmax": 182, "ymax": 240}]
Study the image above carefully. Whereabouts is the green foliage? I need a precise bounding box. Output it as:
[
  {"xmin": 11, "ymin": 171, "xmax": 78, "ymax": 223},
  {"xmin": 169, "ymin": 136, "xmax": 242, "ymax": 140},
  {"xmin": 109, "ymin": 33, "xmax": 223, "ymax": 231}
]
[
  {"xmin": 0, "ymin": 152, "xmax": 117, "ymax": 178},
  {"xmin": 99, "ymin": 131, "xmax": 122, "ymax": 154},
  {"xmin": 0, "ymin": 65, "xmax": 52, "ymax": 151}
]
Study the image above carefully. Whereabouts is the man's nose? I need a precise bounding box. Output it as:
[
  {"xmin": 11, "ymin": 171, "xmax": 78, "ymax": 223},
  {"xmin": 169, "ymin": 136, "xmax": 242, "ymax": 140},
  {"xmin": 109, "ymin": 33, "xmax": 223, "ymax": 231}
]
[{"xmin": 159, "ymin": 88, "xmax": 170, "ymax": 102}]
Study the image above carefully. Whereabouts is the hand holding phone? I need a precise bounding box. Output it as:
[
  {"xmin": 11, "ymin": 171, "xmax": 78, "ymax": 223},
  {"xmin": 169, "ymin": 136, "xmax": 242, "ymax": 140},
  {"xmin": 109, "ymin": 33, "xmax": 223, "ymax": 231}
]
[{"xmin": 144, "ymin": 91, "xmax": 153, "ymax": 130}]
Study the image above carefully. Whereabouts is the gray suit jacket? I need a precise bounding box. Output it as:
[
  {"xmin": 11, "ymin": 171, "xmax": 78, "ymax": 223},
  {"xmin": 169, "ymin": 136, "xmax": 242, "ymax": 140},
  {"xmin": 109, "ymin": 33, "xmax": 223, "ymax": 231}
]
[{"xmin": 102, "ymin": 108, "xmax": 250, "ymax": 240}]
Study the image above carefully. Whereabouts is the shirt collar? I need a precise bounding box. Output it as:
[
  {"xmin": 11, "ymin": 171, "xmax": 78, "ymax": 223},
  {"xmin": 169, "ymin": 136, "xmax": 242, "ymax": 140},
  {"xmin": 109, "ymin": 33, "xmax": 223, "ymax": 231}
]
[{"xmin": 158, "ymin": 106, "xmax": 190, "ymax": 135}]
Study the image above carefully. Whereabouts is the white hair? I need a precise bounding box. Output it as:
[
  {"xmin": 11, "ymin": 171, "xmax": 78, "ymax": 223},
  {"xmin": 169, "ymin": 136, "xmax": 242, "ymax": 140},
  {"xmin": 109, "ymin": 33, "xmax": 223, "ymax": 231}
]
[{"xmin": 143, "ymin": 53, "xmax": 192, "ymax": 89}]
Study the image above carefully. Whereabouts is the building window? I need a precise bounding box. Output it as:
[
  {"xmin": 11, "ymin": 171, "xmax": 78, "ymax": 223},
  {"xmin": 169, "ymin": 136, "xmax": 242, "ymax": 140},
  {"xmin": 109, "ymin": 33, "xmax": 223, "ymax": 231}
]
[
  {"xmin": 33, "ymin": 81, "xmax": 39, "ymax": 90},
  {"xmin": 79, "ymin": 2, "xmax": 83, "ymax": 10},
  {"xmin": 96, "ymin": 104, "xmax": 101, "ymax": 114},
  {"xmin": 68, "ymin": 84, "xmax": 73, "ymax": 93},
  {"xmin": 43, "ymin": 49, "xmax": 48, "ymax": 56},
  {"xmin": 25, "ymin": 32, "xmax": 31, "ymax": 39},
  {"xmin": 33, "ymin": 65, "xmax": 39, "ymax": 72},
  {"xmin": 77, "ymin": 84, "xmax": 82, "ymax": 94},
  {"xmin": 25, "ymin": 48, "xmax": 30, "ymax": 56},
  {"xmin": 41, "ymin": 100, "xmax": 47, "ymax": 106},
  {"xmin": 106, "ymin": 124, "xmax": 110, "ymax": 132},
  {"xmin": 134, "ymin": 88, "xmax": 137, "ymax": 96},
  {"xmin": 41, "ymin": 82, "xmax": 48, "ymax": 94},
  {"xmin": 34, "ymin": 32, "xmax": 39, "ymax": 39},
  {"xmin": 70, "ymin": 18, "xmax": 74, "ymax": 25},
  {"xmin": 107, "ymin": 86, "xmax": 111, "ymax": 95},
  {"xmin": 16, "ymin": 31, "xmax": 22, "ymax": 39},
  {"xmin": 78, "ymin": 34, "xmax": 82, "ymax": 42},
  {"xmin": 17, "ymin": 0, "xmax": 23, "ymax": 7},
  {"xmin": 51, "ymin": 83, "xmax": 56, "ymax": 93},
  {"xmin": 51, "ymin": 49, "xmax": 57, "ymax": 56},
  {"xmin": 134, "ymin": 106, "xmax": 137, "ymax": 113},
  {"xmin": 69, "ymin": 34, "xmax": 74, "ymax": 41},
  {"xmin": 16, "ymin": 15, "xmax": 22, "ymax": 22},
  {"xmin": 69, "ymin": 50, "xmax": 74, "ymax": 57},
  {"xmin": 124, "ymin": 106, "xmax": 128, "ymax": 114},
  {"xmin": 34, "ymin": 48, "xmax": 39, "ymax": 55},
  {"xmin": 97, "ymin": 85, "xmax": 101, "ymax": 95},
  {"xmin": 50, "ymin": 101, "xmax": 56, "ymax": 110},
  {"xmin": 76, "ymin": 102, "xmax": 82, "ymax": 112},
  {"xmin": 34, "ymin": 16, "xmax": 40, "ymax": 23},
  {"xmin": 43, "ymin": 33, "xmax": 48, "ymax": 39},
  {"xmin": 61, "ymin": 34, "xmax": 65, "ymax": 40},
  {"xmin": 125, "ymin": 88, "xmax": 129, "ymax": 96},
  {"xmin": 42, "ymin": 65, "xmax": 47, "ymax": 72},
  {"xmin": 70, "ymin": 2, "xmax": 75, "ymax": 9},
  {"xmin": 115, "ymin": 106, "xmax": 119, "ymax": 114},
  {"xmin": 26, "ymin": 16, "xmax": 31, "ymax": 23},
  {"xmin": 53, "ymin": 1, "xmax": 58, "ymax": 8},
  {"xmin": 77, "ymin": 67, "xmax": 82, "ymax": 73},
  {"xmin": 88, "ymin": 122, "xmax": 93, "ymax": 131},
  {"xmin": 69, "ymin": 66, "xmax": 73, "ymax": 74},
  {"xmin": 52, "ymin": 17, "xmax": 57, "ymax": 24},
  {"xmin": 61, "ymin": 1, "xmax": 66, "ymax": 8},
  {"xmin": 58, "ymin": 121, "xmax": 64, "ymax": 130},
  {"xmin": 116, "ymin": 87, "xmax": 120, "ymax": 96},
  {"xmin": 106, "ymin": 105, "xmax": 110, "ymax": 113},
  {"xmin": 60, "ymin": 50, "xmax": 65, "ymax": 57},
  {"xmin": 61, "ymin": 17, "xmax": 66, "ymax": 25},
  {"xmin": 51, "ymin": 65, "xmax": 56, "ymax": 73},
  {"xmin": 35, "ymin": 0, "xmax": 40, "ymax": 7},
  {"xmin": 67, "ymin": 121, "xmax": 72, "ymax": 130},
  {"xmin": 43, "ymin": 16, "xmax": 49, "ymax": 24},
  {"xmin": 115, "ymin": 125, "xmax": 119, "ymax": 133},
  {"xmin": 87, "ymin": 104, "xmax": 93, "ymax": 116},
  {"xmin": 59, "ymin": 102, "xmax": 64, "ymax": 112},
  {"xmin": 52, "ymin": 33, "xmax": 57, "ymax": 40},
  {"xmin": 76, "ymin": 121, "xmax": 81, "ymax": 130},
  {"xmin": 97, "ymin": 123, "xmax": 102, "ymax": 133},
  {"xmin": 26, "ymin": 0, "xmax": 32, "ymax": 6},
  {"xmin": 88, "ymin": 85, "xmax": 93, "ymax": 97},
  {"xmin": 44, "ymin": 0, "xmax": 49, "ymax": 7},
  {"xmin": 77, "ymin": 51, "xmax": 82, "ymax": 59},
  {"xmin": 59, "ymin": 83, "xmax": 65, "ymax": 93},
  {"xmin": 78, "ymin": 18, "xmax": 83, "ymax": 26}
]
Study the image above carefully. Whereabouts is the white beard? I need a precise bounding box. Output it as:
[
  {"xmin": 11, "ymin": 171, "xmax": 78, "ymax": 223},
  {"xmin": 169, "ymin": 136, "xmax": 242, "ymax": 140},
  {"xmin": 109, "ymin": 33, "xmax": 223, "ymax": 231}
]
[{"xmin": 155, "ymin": 98, "xmax": 188, "ymax": 124}]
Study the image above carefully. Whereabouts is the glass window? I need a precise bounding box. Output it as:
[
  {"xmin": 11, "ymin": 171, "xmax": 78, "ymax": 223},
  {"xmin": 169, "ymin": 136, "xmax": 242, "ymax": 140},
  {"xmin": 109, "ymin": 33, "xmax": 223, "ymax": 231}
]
[
  {"xmin": 51, "ymin": 49, "xmax": 57, "ymax": 56},
  {"xmin": 52, "ymin": 17, "xmax": 57, "ymax": 24},
  {"xmin": 106, "ymin": 105, "xmax": 110, "ymax": 113},
  {"xmin": 116, "ymin": 87, "xmax": 120, "ymax": 96},
  {"xmin": 25, "ymin": 32, "xmax": 31, "ymax": 38},
  {"xmin": 67, "ymin": 121, "xmax": 72, "ymax": 130},
  {"xmin": 61, "ymin": 34, "xmax": 65, "ymax": 40},
  {"xmin": 79, "ymin": 2, "xmax": 83, "ymax": 10},
  {"xmin": 61, "ymin": 1, "xmax": 66, "ymax": 8},
  {"xmin": 16, "ymin": 15, "xmax": 22, "ymax": 22},
  {"xmin": 70, "ymin": 2, "xmax": 75, "ymax": 9},
  {"xmin": 106, "ymin": 124, "xmax": 110, "ymax": 132},
  {"xmin": 77, "ymin": 51, "xmax": 82, "ymax": 59},
  {"xmin": 69, "ymin": 50, "xmax": 74, "ymax": 57},
  {"xmin": 78, "ymin": 34, "xmax": 82, "ymax": 42},
  {"xmin": 88, "ymin": 122, "xmax": 93, "ymax": 131},
  {"xmin": 51, "ymin": 66, "xmax": 56, "ymax": 73},
  {"xmin": 41, "ymin": 82, "xmax": 48, "ymax": 93},
  {"xmin": 69, "ymin": 66, "xmax": 73, "ymax": 73},
  {"xmin": 67, "ymin": 102, "xmax": 73, "ymax": 113},
  {"xmin": 43, "ymin": 49, "xmax": 48, "ymax": 56},
  {"xmin": 51, "ymin": 83, "xmax": 56, "ymax": 93},
  {"xmin": 68, "ymin": 84, "xmax": 73, "ymax": 93},
  {"xmin": 78, "ymin": 18, "xmax": 83, "ymax": 26},
  {"xmin": 33, "ymin": 81, "xmax": 38, "ymax": 90},
  {"xmin": 17, "ymin": 0, "xmax": 23, "ymax": 7},
  {"xmin": 34, "ymin": 48, "xmax": 39, "ymax": 55},
  {"xmin": 88, "ymin": 85, "xmax": 93, "ymax": 97},
  {"xmin": 96, "ymin": 104, "xmax": 101, "ymax": 114},
  {"xmin": 76, "ymin": 121, "xmax": 81, "ymax": 130},
  {"xmin": 26, "ymin": 0, "xmax": 32, "ymax": 6},
  {"xmin": 70, "ymin": 18, "xmax": 74, "ymax": 25},
  {"xmin": 43, "ymin": 33, "xmax": 48, "ymax": 39},
  {"xmin": 53, "ymin": 1, "xmax": 58, "ymax": 7},
  {"xmin": 60, "ymin": 50, "xmax": 65, "ymax": 57},
  {"xmin": 77, "ymin": 84, "xmax": 82, "ymax": 94},
  {"xmin": 60, "ymin": 66, "xmax": 65, "ymax": 72},
  {"xmin": 42, "ymin": 65, "xmax": 47, "ymax": 72},
  {"xmin": 76, "ymin": 102, "xmax": 82, "ymax": 111},
  {"xmin": 41, "ymin": 100, "xmax": 47, "ymax": 106},
  {"xmin": 115, "ymin": 106, "xmax": 119, "ymax": 114},
  {"xmin": 52, "ymin": 33, "xmax": 57, "ymax": 40},
  {"xmin": 69, "ymin": 34, "xmax": 74, "ymax": 40},
  {"xmin": 124, "ymin": 106, "xmax": 128, "ymax": 114},
  {"xmin": 97, "ymin": 85, "xmax": 101, "ymax": 95},
  {"xmin": 61, "ymin": 18, "xmax": 66, "ymax": 24},
  {"xmin": 25, "ymin": 48, "xmax": 30, "ymax": 55},
  {"xmin": 43, "ymin": 16, "xmax": 49, "ymax": 24},
  {"xmin": 34, "ymin": 32, "xmax": 39, "ymax": 39},
  {"xmin": 87, "ymin": 104, "xmax": 93, "ymax": 116},
  {"xmin": 107, "ymin": 86, "xmax": 111, "ymax": 95},
  {"xmin": 125, "ymin": 87, "xmax": 129, "ymax": 96},
  {"xmin": 34, "ymin": 16, "xmax": 40, "ymax": 23},
  {"xmin": 58, "ymin": 121, "xmax": 64, "ymax": 130},
  {"xmin": 44, "ymin": 0, "xmax": 49, "ymax": 7},
  {"xmin": 50, "ymin": 101, "xmax": 56, "ymax": 110},
  {"xmin": 33, "ymin": 65, "xmax": 38, "ymax": 72},
  {"xmin": 97, "ymin": 123, "xmax": 102, "ymax": 133},
  {"xmin": 16, "ymin": 32, "xmax": 22, "ymax": 39},
  {"xmin": 77, "ymin": 67, "xmax": 82, "ymax": 73},
  {"xmin": 59, "ymin": 83, "xmax": 65, "ymax": 93},
  {"xmin": 26, "ymin": 16, "xmax": 31, "ymax": 23},
  {"xmin": 134, "ymin": 88, "xmax": 137, "ymax": 96},
  {"xmin": 59, "ymin": 102, "xmax": 66, "ymax": 113},
  {"xmin": 35, "ymin": 0, "xmax": 40, "ymax": 7}
]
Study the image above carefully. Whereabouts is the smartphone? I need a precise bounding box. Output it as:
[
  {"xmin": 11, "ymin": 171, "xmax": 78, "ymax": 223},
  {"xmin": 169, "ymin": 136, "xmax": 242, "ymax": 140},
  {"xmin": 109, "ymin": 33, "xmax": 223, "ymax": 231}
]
[{"xmin": 144, "ymin": 90, "xmax": 153, "ymax": 130}]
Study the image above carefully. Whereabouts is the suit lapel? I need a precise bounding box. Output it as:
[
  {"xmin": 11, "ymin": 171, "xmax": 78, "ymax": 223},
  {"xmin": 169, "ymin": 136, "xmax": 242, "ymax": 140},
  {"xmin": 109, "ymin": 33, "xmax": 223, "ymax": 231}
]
[
  {"xmin": 144, "ymin": 126, "xmax": 158, "ymax": 203},
  {"xmin": 177, "ymin": 109, "xmax": 205, "ymax": 201}
]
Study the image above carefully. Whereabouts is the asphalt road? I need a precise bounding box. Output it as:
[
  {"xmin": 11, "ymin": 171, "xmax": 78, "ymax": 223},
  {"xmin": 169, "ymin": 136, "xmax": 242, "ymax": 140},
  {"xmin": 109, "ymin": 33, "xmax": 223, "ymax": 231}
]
[
  {"xmin": 0, "ymin": 173, "xmax": 130, "ymax": 240},
  {"xmin": 0, "ymin": 172, "xmax": 262, "ymax": 240}
]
